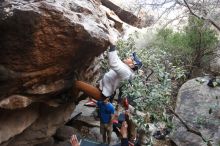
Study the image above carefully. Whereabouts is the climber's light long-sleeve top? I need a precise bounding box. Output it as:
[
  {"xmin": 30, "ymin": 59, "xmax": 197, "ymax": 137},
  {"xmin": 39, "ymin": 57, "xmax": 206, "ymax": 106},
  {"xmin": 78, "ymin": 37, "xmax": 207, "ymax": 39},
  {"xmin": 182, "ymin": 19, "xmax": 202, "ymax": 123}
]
[
  {"xmin": 99, "ymin": 45, "xmax": 134, "ymax": 97},
  {"xmin": 74, "ymin": 45, "xmax": 134, "ymax": 101}
]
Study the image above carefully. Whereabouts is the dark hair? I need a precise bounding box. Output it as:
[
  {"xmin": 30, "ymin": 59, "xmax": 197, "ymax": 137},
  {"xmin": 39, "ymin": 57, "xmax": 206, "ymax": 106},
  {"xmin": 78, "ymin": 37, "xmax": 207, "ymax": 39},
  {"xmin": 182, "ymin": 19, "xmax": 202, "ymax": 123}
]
[
  {"xmin": 102, "ymin": 96, "xmax": 110, "ymax": 101},
  {"xmin": 132, "ymin": 65, "xmax": 139, "ymax": 71}
]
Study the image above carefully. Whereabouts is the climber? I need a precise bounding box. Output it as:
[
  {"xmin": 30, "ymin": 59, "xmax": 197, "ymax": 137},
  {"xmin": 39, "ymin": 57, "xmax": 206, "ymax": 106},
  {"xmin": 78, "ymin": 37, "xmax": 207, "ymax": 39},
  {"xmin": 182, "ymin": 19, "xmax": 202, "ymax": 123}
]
[{"xmin": 74, "ymin": 31, "xmax": 142, "ymax": 105}]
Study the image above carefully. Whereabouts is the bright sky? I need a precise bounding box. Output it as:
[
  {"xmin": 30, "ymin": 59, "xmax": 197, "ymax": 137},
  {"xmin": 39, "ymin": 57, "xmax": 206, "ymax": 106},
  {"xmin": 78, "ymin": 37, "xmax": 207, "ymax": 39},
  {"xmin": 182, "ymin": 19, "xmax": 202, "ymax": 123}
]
[{"xmin": 110, "ymin": 0, "xmax": 187, "ymax": 29}]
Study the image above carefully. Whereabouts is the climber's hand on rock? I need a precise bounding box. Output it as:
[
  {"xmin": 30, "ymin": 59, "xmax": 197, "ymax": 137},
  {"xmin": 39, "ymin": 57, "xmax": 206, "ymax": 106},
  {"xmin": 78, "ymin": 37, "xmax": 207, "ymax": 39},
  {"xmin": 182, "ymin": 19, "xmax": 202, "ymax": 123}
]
[
  {"xmin": 108, "ymin": 35, "xmax": 117, "ymax": 45},
  {"xmin": 108, "ymin": 29, "xmax": 117, "ymax": 45}
]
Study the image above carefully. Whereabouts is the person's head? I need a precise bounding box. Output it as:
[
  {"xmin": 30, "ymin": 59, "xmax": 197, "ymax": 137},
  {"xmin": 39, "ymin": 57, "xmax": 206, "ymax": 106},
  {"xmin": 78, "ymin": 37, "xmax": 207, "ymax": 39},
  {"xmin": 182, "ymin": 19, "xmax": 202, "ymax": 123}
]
[
  {"xmin": 103, "ymin": 97, "xmax": 110, "ymax": 104},
  {"xmin": 123, "ymin": 52, "xmax": 142, "ymax": 71}
]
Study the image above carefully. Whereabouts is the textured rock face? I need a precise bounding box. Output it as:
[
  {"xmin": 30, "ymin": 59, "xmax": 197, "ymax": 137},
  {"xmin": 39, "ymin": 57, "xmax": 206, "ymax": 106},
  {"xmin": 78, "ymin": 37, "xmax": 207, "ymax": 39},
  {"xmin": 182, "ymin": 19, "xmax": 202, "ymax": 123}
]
[
  {"xmin": 54, "ymin": 125, "xmax": 76, "ymax": 141},
  {"xmin": 0, "ymin": 0, "xmax": 110, "ymax": 101},
  {"xmin": 0, "ymin": 104, "xmax": 39, "ymax": 144},
  {"xmin": 1, "ymin": 103, "xmax": 74, "ymax": 146},
  {"xmin": 100, "ymin": 0, "xmax": 143, "ymax": 28},
  {"xmin": 210, "ymin": 45, "xmax": 220, "ymax": 75},
  {"xmin": 70, "ymin": 99, "xmax": 99, "ymax": 127},
  {"xmin": 0, "ymin": 0, "xmax": 115, "ymax": 145},
  {"xmin": 0, "ymin": 95, "xmax": 32, "ymax": 109},
  {"xmin": 171, "ymin": 78, "xmax": 220, "ymax": 146}
]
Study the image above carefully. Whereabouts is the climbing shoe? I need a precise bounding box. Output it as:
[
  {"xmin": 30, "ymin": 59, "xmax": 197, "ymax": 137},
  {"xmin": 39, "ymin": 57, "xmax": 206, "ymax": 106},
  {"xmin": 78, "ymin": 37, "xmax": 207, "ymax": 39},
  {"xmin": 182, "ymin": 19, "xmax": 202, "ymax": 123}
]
[{"xmin": 84, "ymin": 98, "xmax": 97, "ymax": 107}]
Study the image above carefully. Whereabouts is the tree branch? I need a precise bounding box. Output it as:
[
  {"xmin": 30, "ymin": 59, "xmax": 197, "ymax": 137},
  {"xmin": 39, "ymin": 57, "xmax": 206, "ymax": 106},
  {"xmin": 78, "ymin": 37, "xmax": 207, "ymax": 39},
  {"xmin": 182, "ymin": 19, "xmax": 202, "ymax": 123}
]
[
  {"xmin": 140, "ymin": 0, "xmax": 174, "ymax": 7},
  {"xmin": 153, "ymin": 2, "xmax": 177, "ymax": 24},
  {"xmin": 183, "ymin": 0, "xmax": 220, "ymax": 32}
]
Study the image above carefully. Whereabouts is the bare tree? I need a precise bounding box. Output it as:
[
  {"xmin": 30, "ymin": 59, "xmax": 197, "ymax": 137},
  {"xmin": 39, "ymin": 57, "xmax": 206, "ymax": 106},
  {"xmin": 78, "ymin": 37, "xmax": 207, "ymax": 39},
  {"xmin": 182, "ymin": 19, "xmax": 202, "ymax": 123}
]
[
  {"xmin": 177, "ymin": 0, "xmax": 220, "ymax": 31},
  {"xmin": 124, "ymin": 0, "xmax": 220, "ymax": 31}
]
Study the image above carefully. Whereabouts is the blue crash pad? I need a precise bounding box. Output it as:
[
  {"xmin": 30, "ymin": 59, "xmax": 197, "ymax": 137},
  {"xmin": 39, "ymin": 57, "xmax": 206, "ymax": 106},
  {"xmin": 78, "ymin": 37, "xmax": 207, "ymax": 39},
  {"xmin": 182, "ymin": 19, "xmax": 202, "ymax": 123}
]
[{"xmin": 80, "ymin": 139, "xmax": 120, "ymax": 146}]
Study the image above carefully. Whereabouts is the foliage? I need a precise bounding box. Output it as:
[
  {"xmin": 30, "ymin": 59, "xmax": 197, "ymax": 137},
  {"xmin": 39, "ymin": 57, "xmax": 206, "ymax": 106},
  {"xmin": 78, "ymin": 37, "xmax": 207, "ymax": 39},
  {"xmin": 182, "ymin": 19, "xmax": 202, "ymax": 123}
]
[
  {"xmin": 154, "ymin": 16, "xmax": 219, "ymax": 68},
  {"xmin": 185, "ymin": 16, "xmax": 219, "ymax": 66},
  {"xmin": 99, "ymin": 52, "xmax": 109, "ymax": 73},
  {"xmin": 114, "ymin": 35, "xmax": 186, "ymax": 131},
  {"xmin": 118, "ymin": 39, "xmax": 185, "ymax": 112},
  {"xmin": 99, "ymin": 16, "xmax": 218, "ymax": 137}
]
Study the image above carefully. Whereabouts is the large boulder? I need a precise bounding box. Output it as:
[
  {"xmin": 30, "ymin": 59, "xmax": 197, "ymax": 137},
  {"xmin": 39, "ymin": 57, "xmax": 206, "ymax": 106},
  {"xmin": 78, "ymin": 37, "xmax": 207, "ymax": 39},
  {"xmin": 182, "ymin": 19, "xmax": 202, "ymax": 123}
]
[
  {"xmin": 2, "ymin": 103, "xmax": 75, "ymax": 146},
  {"xmin": 210, "ymin": 44, "xmax": 220, "ymax": 75},
  {"xmin": 0, "ymin": 0, "xmax": 111, "ymax": 101},
  {"xmin": 0, "ymin": 0, "xmax": 116, "ymax": 145},
  {"xmin": 171, "ymin": 77, "xmax": 220, "ymax": 146},
  {"xmin": 0, "ymin": 104, "xmax": 39, "ymax": 145}
]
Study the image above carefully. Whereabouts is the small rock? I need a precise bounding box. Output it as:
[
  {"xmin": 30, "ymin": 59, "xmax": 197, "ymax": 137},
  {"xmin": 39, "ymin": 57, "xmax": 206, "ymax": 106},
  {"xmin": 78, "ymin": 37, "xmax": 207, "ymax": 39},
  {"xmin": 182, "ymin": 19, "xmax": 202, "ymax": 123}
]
[
  {"xmin": 35, "ymin": 137, "xmax": 54, "ymax": 146},
  {"xmin": 52, "ymin": 141, "xmax": 71, "ymax": 146},
  {"xmin": 54, "ymin": 126, "xmax": 76, "ymax": 141}
]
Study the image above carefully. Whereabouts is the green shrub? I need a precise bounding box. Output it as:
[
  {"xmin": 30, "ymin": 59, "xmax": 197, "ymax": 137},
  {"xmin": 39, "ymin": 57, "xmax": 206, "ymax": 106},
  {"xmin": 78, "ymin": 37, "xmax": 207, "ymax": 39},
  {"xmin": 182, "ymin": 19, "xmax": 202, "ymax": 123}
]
[
  {"xmin": 117, "ymin": 39, "xmax": 186, "ymax": 117},
  {"xmin": 154, "ymin": 16, "xmax": 219, "ymax": 68}
]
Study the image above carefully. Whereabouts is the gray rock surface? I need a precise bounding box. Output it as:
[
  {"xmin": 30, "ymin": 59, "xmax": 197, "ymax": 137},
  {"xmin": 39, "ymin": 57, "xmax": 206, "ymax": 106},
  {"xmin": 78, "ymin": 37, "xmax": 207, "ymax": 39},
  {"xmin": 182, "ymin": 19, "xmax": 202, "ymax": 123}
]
[
  {"xmin": 71, "ymin": 99, "xmax": 99, "ymax": 127},
  {"xmin": 0, "ymin": 104, "xmax": 39, "ymax": 144},
  {"xmin": 35, "ymin": 137, "xmax": 54, "ymax": 146},
  {"xmin": 54, "ymin": 126, "xmax": 76, "ymax": 141},
  {"xmin": 210, "ymin": 45, "xmax": 220, "ymax": 75},
  {"xmin": 0, "ymin": 0, "xmax": 114, "ymax": 145},
  {"xmin": 171, "ymin": 77, "xmax": 220, "ymax": 146},
  {"xmin": 70, "ymin": 99, "xmax": 119, "ymax": 145},
  {"xmin": 100, "ymin": 0, "xmax": 143, "ymax": 27}
]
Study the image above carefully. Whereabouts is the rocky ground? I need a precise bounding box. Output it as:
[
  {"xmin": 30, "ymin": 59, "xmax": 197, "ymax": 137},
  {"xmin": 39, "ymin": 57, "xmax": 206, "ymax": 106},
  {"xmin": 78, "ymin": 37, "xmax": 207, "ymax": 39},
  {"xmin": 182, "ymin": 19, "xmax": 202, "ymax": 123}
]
[{"xmin": 64, "ymin": 99, "xmax": 173, "ymax": 146}]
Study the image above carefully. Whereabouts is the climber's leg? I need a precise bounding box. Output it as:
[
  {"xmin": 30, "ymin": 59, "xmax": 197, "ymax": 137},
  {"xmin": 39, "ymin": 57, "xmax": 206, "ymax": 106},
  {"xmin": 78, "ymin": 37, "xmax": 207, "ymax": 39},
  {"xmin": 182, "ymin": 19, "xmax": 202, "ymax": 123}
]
[{"xmin": 74, "ymin": 80, "xmax": 102, "ymax": 101}]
